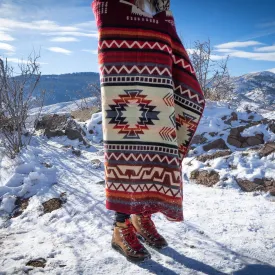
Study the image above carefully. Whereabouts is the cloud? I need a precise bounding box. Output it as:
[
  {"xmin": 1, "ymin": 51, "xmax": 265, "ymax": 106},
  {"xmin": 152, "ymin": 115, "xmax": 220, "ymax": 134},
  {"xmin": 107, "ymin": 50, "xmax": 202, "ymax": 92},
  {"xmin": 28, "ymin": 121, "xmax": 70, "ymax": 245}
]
[
  {"xmin": 0, "ymin": 3, "xmax": 22, "ymax": 18},
  {"xmin": 50, "ymin": 37, "xmax": 79, "ymax": 42},
  {"xmin": 214, "ymin": 48, "xmax": 236, "ymax": 53},
  {"xmin": 267, "ymin": 68, "xmax": 275, "ymax": 73},
  {"xmin": 0, "ymin": 18, "xmax": 79, "ymax": 32},
  {"xmin": 7, "ymin": 57, "xmax": 48, "ymax": 65},
  {"xmin": 186, "ymin": 48, "xmax": 225, "ymax": 61},
  {"xmin": 210, "ymin": 54, "xmax": 226, "ymax": 61},
  {"xmin": 257, "ymin": 21, "xmax": 275, "ymax": 28},
  {"xmin": 215, "ymin": 41, "xmax": 263, "ymax": 49},
  {"xmin": 254, "ymin": 45, "xmax": 275, "ymax": 52},
  {"xmin": 74, "ymin": 21, "xmax": 96, "ymax": 29},
  {"xmin": 48, "ymin": 47, "xmax": 72, "ymax": 55},
  {"xmin": 213, "ymin": 40, "xmax": 275, "ymax": 62},
  {"xmin": 44, "ymin": 31, "xmax": 98, "ymax": 38},
  {"xmin": 0, "ymin": 31, "xmax": 15, "ymax": 41},
  {"xmin": 227, "ymin": 50, "xmax": 275, "ymax": 61},
  {"xmin": 82, "ymin": 49, "xmax": 98, "ymax": 54},
  {"xmin": 0, "ymin": 42, "xmax": 15, "ymax": 52},
  {"xmin": 186, "ymin": 48, "xmax": 195, "ymax": 54}
]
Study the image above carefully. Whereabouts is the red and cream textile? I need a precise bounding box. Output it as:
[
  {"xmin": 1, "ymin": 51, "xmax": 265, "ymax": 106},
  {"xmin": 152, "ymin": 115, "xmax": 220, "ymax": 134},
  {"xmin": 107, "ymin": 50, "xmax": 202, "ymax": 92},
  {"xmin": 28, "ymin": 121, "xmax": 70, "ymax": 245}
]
[{"xmin": 92, "ymin": 0, "xmax": 205, "ymax": 221}]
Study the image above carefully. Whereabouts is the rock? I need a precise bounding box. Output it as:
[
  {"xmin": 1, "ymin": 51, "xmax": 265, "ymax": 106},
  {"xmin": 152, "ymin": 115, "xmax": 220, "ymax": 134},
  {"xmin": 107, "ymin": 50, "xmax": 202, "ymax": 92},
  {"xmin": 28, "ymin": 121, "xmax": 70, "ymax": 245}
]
[
  {"xmin": 60, "ymin": 192, "xmax": 67, "ymax": 203},
  {"xmin": 65, "ymin": 120, "xmax": 87, "ymax": 143},
  {"xmin": 35, "ymin": 114, "xmax": 87, "ymax": 144},
  {"xmin": 96, "ymin": 180, "xmax": 105, "ymax": 185},
  {"xmin": 246, "ymin": 134, "xmax": 265, "ymax": 146},
  {"xmin": 236, "ymin": 178, "xmax": 275, "ymax": 193},
  {"xmin": 42, "ymin": 198, "xmax": 63, "ymax": 214},
  {"xmin": 228, "ymin": 163, "xmax": 237, "ymax": 170},
  {"xmin": 91, "ymin": 159, "xmax": 101, "ymax": 168},
  {"xmin": 236, "ymin": 179, "xmax": 263, "ymax": 192},
  {"xmin": 190, "ymin": 170, "xmax": 220, "ymax": 187},
  {"xmin": 209, "ymin": 132, "xmax": 218, "ymax": 137},
  {"xmin": 197, "ymin": 150, "xmax": 232, "ymax": 162},
  {"xmin": 26, "ymin": 258, "xmax": 46, "ymax": 268},
  {"xmin": 71, "ymin": 107, "xmax": 99, "ymax": 122},
  {"xmin": 231, "ymin": 112, "xmax": 238, "ymax": 121},
  {"xmin": 227, "ymin": 126, "xmax": 264, "ymax": 148},
  {"xmin": 262, "ymin": 119, "xmax": 275, "ymax": 134},
  {"xmin": 270, "ymin": 189, "xmax": 275, "ymax": 196},
  {"xmin": 223, "ymin": 112, "xmax": 238, "ymax": 125},
  {"xmin": 72, "ymin": 148, "xmax": 81, "ymax": 157},
  {"xmin": 259, "ymin": 142, "xmax": 275, "ymax": 157},
  {"xmin": 35, "ymin": 114, "xmax": 67, "ymax": 137},
  {"xmin": 12, "ymin": 198, "xmax": 30, "ymax": 218},
  {"xmin": 268, "ymin": 121, "xmax": 275, "ymax": 134},
  {"xmin": 42, "ymin": 162, "xmax": 52, "ymax": 168},
  {"xmin": 203, "ymin": 138, "xmax": 229, "ymax": 151},
  {"xmin": 191, "ymin": 134, "xmax": 207, "ymax": 145}
]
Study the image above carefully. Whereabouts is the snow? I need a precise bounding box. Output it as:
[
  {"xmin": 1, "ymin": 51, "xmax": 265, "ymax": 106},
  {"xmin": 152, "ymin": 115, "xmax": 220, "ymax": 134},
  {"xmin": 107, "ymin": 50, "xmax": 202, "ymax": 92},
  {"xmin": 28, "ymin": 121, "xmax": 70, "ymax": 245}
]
[
  {"xmin": 0, "ymin": 100, "xmax": 275, "ymax": 274},
  {"xmin": 241, "ymin": 124, "xmax": 274, "ymax": 142},
  {"xmin": 29, "ymin": 97, "xmax": 97, "ymax": 115},
  {"xmin": 87, "ymin": 112, "xmax": 103, "ymax": 143}
]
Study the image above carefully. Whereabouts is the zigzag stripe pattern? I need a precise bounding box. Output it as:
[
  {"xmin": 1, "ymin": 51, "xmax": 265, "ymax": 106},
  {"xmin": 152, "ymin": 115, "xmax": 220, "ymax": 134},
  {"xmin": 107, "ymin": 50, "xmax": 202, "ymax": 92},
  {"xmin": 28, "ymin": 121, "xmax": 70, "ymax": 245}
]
[
  {"xmin": 99, "ymin": 40, "xmax": 195, "ymax": 75},
  {"xmin": 107, "ymin": 182, "xmax": 182, "ymax": 197},
  {"xmin": 172, "ymin": 55, "xmax": 195, "ymax": 73},
  {"xmin": 174, "ymin": 86, "xmax": 205, "ymax": 104},
  {"xmin": 100, "ymin": 65, "xmax": 172, "ymax": 76},
  {"xmin": 105, "ymin": 152, "xmax": 179, "ymax": 165},
  {"xmin": 99, "ymin": 40, "xmax": 171, "ymax": 53}
]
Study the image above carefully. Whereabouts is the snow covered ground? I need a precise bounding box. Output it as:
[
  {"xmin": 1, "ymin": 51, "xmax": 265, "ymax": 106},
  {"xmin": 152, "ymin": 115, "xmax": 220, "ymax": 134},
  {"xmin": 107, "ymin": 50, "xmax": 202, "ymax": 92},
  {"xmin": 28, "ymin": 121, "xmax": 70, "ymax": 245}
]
[{"xmin": 0, "ymin": 101, "xmax": 275, "ymax": 274}]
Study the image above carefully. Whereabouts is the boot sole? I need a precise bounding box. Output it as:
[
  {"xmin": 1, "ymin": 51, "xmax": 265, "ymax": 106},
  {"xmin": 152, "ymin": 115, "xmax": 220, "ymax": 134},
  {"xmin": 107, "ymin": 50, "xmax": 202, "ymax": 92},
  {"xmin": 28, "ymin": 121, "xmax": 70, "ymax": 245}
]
[
  {"xmin": 111, "ymin": 243, "xmax": 151, "ymax": 263},
  {"xmin": 137, "ymin": 234, "xmax": 168, "ymax": 250}
]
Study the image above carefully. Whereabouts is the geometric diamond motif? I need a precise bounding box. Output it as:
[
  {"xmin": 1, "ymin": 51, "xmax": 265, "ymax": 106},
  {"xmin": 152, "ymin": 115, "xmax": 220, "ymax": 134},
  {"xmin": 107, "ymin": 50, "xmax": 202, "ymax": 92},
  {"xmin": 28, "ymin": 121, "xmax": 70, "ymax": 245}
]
[{"xmin": 106, "ymin": 89, "xmax": 160, "ymax": 139}]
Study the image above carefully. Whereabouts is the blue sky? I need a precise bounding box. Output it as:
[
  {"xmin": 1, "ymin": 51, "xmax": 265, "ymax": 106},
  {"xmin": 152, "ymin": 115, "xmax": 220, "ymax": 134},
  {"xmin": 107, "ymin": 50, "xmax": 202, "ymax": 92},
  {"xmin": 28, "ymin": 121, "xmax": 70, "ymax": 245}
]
[{"xmin": 0, "ymin": 0, "xmax": 274, "ymax": 76}]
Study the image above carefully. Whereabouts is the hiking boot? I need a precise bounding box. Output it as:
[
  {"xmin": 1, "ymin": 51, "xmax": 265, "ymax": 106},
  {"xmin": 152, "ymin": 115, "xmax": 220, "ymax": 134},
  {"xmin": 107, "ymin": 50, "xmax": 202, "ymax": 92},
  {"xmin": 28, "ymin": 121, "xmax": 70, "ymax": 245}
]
[
  {"xmin": 111, "ymin": 219, "xmax": 151, "ymax": 263},
  {"xmin": 131, "ymin": 214, "xmax": 168, "ymax": 249}
]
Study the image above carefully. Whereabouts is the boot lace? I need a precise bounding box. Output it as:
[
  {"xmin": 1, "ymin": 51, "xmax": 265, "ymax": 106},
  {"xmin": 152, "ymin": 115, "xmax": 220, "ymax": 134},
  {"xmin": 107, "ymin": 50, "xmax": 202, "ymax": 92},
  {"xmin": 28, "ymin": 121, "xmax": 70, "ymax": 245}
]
[
  {"xmin": 140, "ymin": 215, "xmax": 160, "ymax": 239},
  {"xmin": 121, "ymin": 219, "xmax": 144, "ymax": 251}
]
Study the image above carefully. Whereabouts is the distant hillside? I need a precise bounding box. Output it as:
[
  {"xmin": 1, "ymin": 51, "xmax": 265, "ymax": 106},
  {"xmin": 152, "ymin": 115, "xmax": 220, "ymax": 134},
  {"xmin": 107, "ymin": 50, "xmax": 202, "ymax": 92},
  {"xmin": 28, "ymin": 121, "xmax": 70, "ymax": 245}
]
[
  {"xmin": 35, "ymin": 72, "xmax": 100, "ymax": 105},
  {"xmin": 232, "ymin": 71, "xmax": 275, "ymax": 112},
  {"xmin": 35, "ymin": 71, "xmax": 275, "ymax": 110}
]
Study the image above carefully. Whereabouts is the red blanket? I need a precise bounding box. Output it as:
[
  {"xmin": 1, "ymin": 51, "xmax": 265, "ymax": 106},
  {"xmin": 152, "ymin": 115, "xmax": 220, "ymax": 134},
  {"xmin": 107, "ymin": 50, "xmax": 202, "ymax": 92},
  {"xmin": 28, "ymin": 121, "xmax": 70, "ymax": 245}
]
[{"xmin": 92, "ymin": 0, "xmax": 205, "ymax": 221}]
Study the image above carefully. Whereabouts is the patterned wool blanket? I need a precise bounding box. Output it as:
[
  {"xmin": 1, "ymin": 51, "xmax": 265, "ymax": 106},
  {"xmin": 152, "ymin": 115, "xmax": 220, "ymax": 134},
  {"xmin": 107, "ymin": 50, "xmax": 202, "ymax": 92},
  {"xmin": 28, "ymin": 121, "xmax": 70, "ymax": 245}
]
[{"xmin": 92, "ymin": 0, "xmax": 205, "ymax": 221}]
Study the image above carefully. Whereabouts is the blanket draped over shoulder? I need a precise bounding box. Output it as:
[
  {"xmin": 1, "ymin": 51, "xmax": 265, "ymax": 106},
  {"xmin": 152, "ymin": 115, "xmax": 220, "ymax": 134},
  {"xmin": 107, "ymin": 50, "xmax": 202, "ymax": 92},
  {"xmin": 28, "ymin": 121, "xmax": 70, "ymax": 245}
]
[{"xmin": 92, "ymin": 0, "xmax": 205, "ymax": 221}]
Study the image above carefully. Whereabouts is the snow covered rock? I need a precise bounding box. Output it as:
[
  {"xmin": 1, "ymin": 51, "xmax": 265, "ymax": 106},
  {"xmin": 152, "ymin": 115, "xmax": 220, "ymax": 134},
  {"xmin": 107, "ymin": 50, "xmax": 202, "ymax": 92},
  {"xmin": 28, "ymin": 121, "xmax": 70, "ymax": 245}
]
[
  {"xmin": 42, "ymin": 198, "xmax": 63, "ymax": 214},
  {"xmin": 203, "ymin": 138, "xmax": 229, "ymax": 151},
  {"xmin": 35, "ymin": 114, "xmax": 87, "ymax": 144},
  {"xmin": 87, "ymin": 112, "xmax": 103, "ymax": 143},
  {"xmin": 197, "ymin": 150, "xmax": 232, "ymax": 162},
  {"xmin": 71, "ymin": 107, "xmax": 99, "ymax": 122},
  {"xmin": 12, "ymin": 198, "xmax": 30, "ymax": 218},
  {"xmin": 227, "ymin": 126, "xmax": 264, "ymax": 148},
  {"xmin": 222, "ymin": 111, "xmax": 238, "ymax": 125},
  {"xmin": 191, "ymin": 134, "xmax": 207, "ymax": 145},
  {"xmin": 259, "ymin": 142, "xmax": 275, "ymax": 157},
  {"xmin": 236, "ymin": 178, "xmax": 275, "ymax": 194},
  {"xmin": 26, "ymin": 258, "xmax": 47, "ymax": 268},
  {"xmin": 190, "ymin": 170, "xmax": 220, "ymax": 187}
]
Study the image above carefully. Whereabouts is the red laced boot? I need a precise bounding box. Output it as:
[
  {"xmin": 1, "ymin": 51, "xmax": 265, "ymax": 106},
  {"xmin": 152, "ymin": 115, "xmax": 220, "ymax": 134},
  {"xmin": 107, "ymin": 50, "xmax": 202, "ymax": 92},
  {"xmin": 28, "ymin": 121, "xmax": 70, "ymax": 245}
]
[
  {"xmin": 112, "ymin": 219, "xmax": 151, "ymax": 262},
  {"xmin": 131, "ymin": 214, "xmax": 168, "ymax": 249}
]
